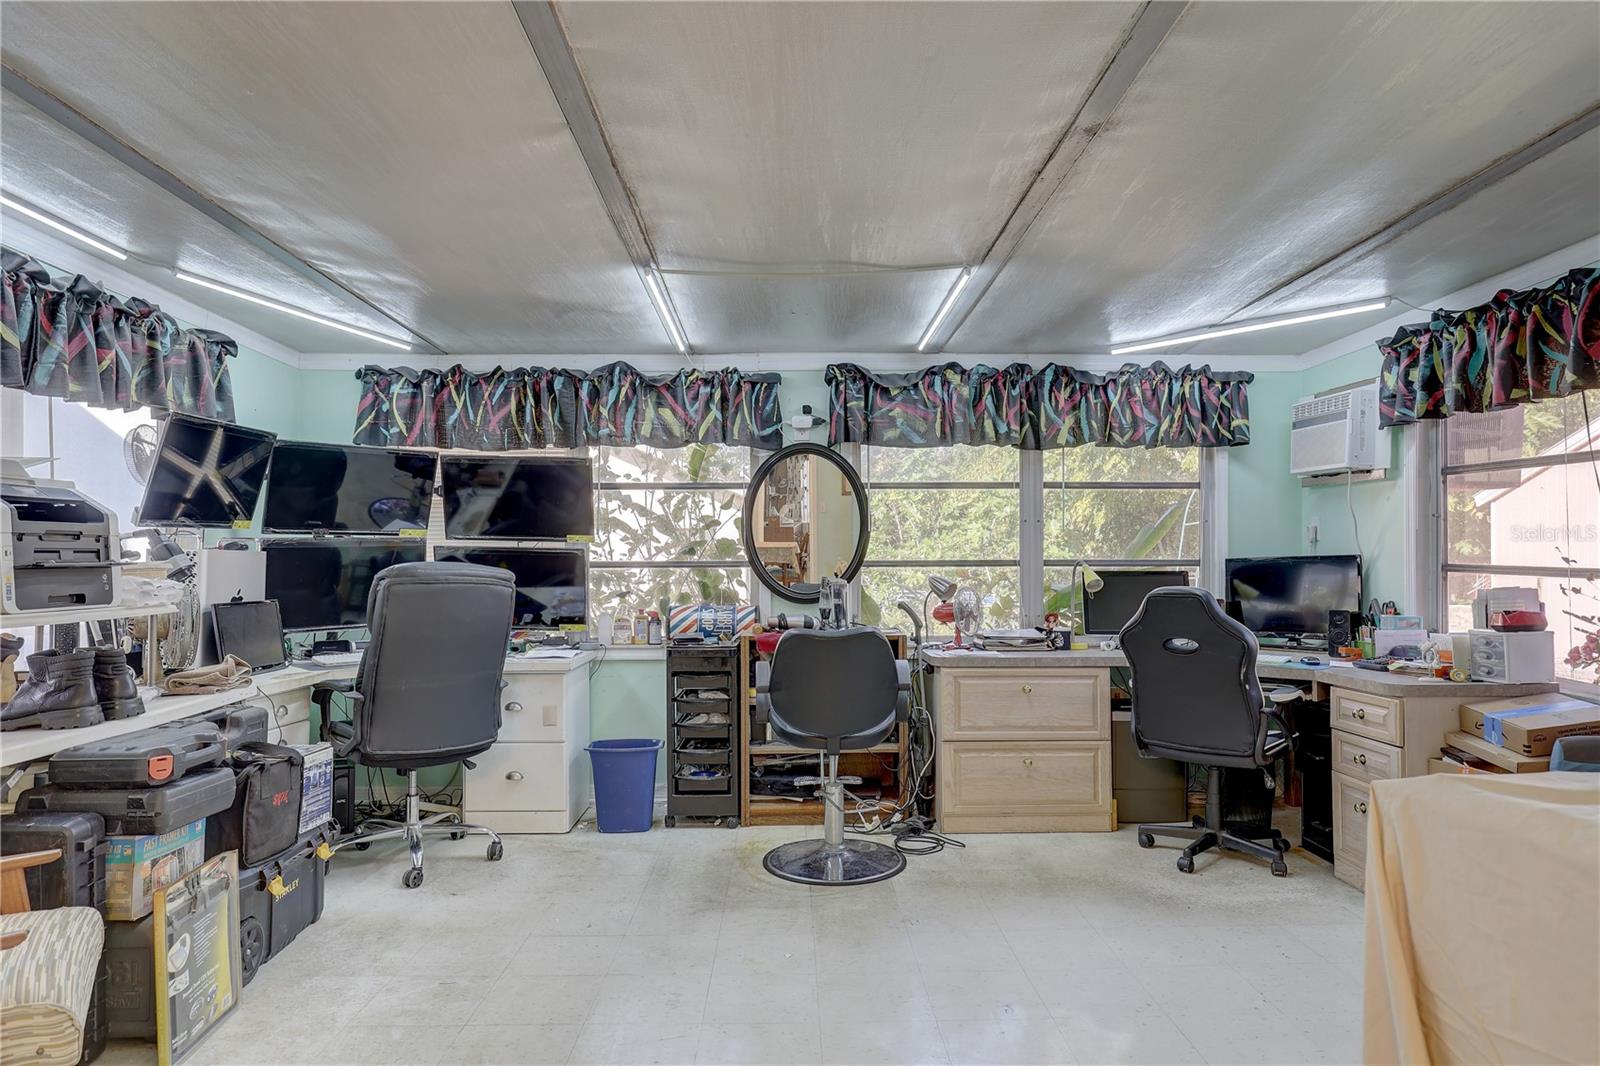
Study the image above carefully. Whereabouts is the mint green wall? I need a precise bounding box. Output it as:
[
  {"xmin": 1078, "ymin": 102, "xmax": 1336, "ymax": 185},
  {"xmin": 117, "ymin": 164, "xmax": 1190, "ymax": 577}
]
[
  {"xmin": 1226, "ymin": 371, "xmax": 1305, "ymax": 559},
  {"xmin": 225, "ymin": 347, "xmax": 304, "ymax": 437},
  {"xmin": 293, "ymin": 369, "xmax": 362, "ymax": 444}
]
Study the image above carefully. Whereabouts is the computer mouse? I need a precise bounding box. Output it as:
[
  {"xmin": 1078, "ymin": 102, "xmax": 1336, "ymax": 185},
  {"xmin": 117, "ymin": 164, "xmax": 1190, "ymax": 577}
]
[{"xmin": 1299, "ymin": 656, "xmax": 1325, "ymax": 666}]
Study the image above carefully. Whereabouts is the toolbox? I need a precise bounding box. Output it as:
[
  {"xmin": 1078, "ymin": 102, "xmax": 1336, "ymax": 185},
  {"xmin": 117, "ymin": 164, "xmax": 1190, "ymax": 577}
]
[
  {"xmin": 0, "ymin": 811, "xmax": 110, "ymax": 1063},
  {"xmin": 238, "ymin": 824, "xmax": 334, "ymax": 984},
  {"xmin": 15, "ymin": 766, "xmax": 236, "ymax": 835},
  {"xmin": 46, "ymin": 721, "xmax": 226, "ymax": 787}
]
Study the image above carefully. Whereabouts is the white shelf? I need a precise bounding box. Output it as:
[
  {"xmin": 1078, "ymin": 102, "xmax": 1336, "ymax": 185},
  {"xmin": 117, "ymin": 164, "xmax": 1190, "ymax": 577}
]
[{"xmin": 0, "ymin": 602, "xmax": 177, "ymax": 629}]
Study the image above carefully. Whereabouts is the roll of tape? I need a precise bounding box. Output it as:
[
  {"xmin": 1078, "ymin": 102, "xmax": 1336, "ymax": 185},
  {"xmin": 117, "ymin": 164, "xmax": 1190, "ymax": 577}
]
[{"xmin": 1449, "ymin": 666, "xmax": 1470, "ymax": 683}]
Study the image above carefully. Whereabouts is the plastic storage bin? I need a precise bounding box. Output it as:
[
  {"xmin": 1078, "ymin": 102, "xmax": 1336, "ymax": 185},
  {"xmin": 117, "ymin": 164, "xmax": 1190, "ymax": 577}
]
[{"xmin": 586, "ymin": 739, "xmax": 663, "ymax": 833}]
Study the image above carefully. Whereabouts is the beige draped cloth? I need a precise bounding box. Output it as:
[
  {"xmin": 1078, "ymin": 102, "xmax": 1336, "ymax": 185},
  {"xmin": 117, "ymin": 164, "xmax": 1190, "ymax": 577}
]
[{"xmin": 1364, "ymin": 772, "xmax": 1600, "ymax": 1065}]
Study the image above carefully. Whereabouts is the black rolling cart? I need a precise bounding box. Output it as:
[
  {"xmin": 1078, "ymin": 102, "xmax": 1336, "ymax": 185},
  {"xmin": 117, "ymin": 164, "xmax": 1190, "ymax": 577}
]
[{"xmin": 665, "ymin": 645, "xmax": 740, "ymax": 828}]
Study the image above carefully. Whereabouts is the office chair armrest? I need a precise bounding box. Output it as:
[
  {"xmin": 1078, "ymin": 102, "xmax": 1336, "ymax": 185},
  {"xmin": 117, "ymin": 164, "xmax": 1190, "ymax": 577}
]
[
  {"xmin": 894, "ymin": 659, "xmax": 912, "ymax": 723},
  {"xmin": 753, "ymin": 660, "xmax": 772, "ymax": 729},
  {"xmin": 311, "ymin": 679, "xmax": 358, "ymax": 715},
  {"xmin": 313, "ymin": 681, "xmax": 362, "ymax": 756},
  {"xmin": 323, "ymin": 719, "xmax": 360, "ymax": 758}
]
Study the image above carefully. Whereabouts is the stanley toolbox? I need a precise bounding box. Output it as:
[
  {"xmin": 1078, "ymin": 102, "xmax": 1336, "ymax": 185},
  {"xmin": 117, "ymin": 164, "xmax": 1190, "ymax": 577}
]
[
  {"xmin": 0, "ymin": 811, "xmax": 111, "ymax": 1064},
  {"xmin": 47, "ymin": 720, "xmax": 226, "ymax": 787},
  {"xmin": 238, "ymin": 825, "xmax": 334, "ymax": 984},
  {"xmin": 14, "ymin": 766, "xmax": 236, "ymax": 835}
]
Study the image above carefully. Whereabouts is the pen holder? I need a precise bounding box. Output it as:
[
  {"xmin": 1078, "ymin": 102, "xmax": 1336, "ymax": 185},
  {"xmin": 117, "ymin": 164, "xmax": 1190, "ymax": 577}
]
[{"xmin": 1357, "ymin": 640, "xmax": 1375, "ymax": 659}]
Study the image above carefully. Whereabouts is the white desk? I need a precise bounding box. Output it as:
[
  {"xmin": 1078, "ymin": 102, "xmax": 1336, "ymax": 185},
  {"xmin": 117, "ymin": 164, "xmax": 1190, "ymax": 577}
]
[{"xmin": 1, "ymin": 653, "xmax": 598, "ymax": 834}]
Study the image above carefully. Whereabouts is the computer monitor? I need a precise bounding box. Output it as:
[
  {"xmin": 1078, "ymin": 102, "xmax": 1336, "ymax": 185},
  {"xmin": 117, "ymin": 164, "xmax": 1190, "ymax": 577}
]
[
  {"xmin": 262, "ymin": 539, "xmax": 425, "ymax": 631},
  {"xmin": 137, "ymin": 413, "xmax": 276, "ymax": 528},
  {"xmin": 1082, "ymin": 569, "xmax": 1191, "ymax": 636},
  {"xmin": 439, "ymin": 456, "xmax": 594, "ymax": 540},
  {"xmin": 263, "ymin": 442, "xmax": 435, "ymax": 534},
  {"xmin": 209, "ymin": 600, "xmax": 287, "ymax": 671},
  {"xmin": 1224, "ymin": 555, "xmax": 1363, "ymax": 638},
  {"xmin": 433, "ymin": 546, "xmax": 587, "ymax": 630}
]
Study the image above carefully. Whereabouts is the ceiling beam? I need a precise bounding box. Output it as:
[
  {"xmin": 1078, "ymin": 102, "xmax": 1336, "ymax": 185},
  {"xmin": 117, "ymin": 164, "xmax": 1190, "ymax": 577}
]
[
  {"xmin": 1224, "ymin": 102, "xmax": 1600, "ymax": 322},
  {"xmin": 1, "ymin": 65, "xmax": 445, "ymax": 356},
  {"xmin": 920, "ymin": 1, "xmax": 1189, "ymax": 353},
  {"xmin": 512, "ymin": 0, "xmax": 689, "ymax": 354}
]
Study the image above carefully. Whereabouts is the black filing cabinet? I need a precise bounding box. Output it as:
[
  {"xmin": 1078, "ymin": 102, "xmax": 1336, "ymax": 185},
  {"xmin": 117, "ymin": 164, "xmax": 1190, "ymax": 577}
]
[{"xmin": 665, "ymin": 645, "xmax": 740, "ymax": 827}]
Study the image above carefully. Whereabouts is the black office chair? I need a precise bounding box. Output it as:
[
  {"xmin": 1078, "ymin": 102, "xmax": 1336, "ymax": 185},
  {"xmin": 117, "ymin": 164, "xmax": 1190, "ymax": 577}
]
[
  {"xmin": 755, "ymin": 628, "xmax": 911, "ymax": 885},
  {"xmin": 313, "ymin": 561, "xmax": 515, "ymax": 889},
  {"xmin": 1120, "ymin": 586, "xmax": 1300, "ymax": 877}
]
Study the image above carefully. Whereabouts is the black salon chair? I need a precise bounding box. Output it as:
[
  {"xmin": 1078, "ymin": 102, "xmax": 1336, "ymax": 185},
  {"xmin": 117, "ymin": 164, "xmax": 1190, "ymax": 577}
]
[
  {"xmin": 1120, "ymin": 586, "xmax": 1300, "ymax": 877},
  {"xmin": 313, "ymin": 562, "xmax": 515, "ymax": 889},
  {"xmin": 755, "ymin": 627, "xmax": 911, "ymax": 885}
]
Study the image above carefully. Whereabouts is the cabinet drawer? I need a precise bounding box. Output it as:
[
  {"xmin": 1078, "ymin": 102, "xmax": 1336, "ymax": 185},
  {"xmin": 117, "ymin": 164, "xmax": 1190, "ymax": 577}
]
[
  {"xmin": 940, "ymin": 741, "xmax": 1110, "ymax": 819},
  {"xmin": 1332, "ymin": 771, "xmax": 1372, "ymax": 865},
  {"xmin": 499, "ymin": 677, "xmax": 566, "ymax": 743},
  {"xmin": 942, "ymin": 670, "xmax": 1108, "ymax": 741},
  {"xmin": 1331, "ymin": 731, "xmax": 1401, "ymax": 785},
  {"xmin": 1332, "ymin": 690, "xmax": 1403, "ymax": 746},
  {"xmin": 464, "ymin": 742, "xmax": 568, "ymax": 812}
]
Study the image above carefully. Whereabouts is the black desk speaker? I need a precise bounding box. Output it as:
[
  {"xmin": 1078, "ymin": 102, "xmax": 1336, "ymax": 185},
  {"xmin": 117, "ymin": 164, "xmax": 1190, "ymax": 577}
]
[{"xmin": 1327, "ymin": 609, "xmax": 1357, "ymax": 648}]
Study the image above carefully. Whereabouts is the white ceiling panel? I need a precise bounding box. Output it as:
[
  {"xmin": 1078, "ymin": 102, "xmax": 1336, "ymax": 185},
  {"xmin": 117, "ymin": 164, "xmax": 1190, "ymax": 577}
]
[
  {"xmin": 668, "ymin": 268, "xmax": 964, "ymax": 353},
  {"xmin": 953, "ymin": 1, "xmax": 1600, "ymax": 354},
  {"xmin": 0, "ymin": 91, "xmax": 410, "ymax": 356},
  {"xmin": 0, "ymin": 1, "xmax": 665, "ymax": 356}
]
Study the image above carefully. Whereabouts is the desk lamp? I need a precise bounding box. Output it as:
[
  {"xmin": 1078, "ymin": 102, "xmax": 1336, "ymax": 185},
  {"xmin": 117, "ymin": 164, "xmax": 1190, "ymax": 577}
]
[
  {"xmin": 924, "ymin": 575, "xmax": 957, "ymax": 647},
  {"xmin": 1065, "ymin": 562, "xmax": 1103, "ymax": 648}
]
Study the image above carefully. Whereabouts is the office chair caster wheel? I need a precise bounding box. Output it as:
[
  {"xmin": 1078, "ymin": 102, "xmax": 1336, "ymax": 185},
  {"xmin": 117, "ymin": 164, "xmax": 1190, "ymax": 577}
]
[
  {"xmin": 1272, "ymin": 837, "xmax": 1292, "ymax": 853},
  {"xmin": 1137, "ymin": 832, "xmax": 1155, "ymax": 849},
  {"xmin": 352, "ymin": 842, "xmax": 370, "ymax": 851},
  {"xmin": 1271, "ymin": 859, "xmax": 1289, "ymax": 877},
  {"xmin": 450, "ymin": 830, "xmax": 466, "ymax": 841},
  {"xmin": 402, "ymin": 868, "xmax": 424, "ymax": 889},
  {"xmin": 487, "ymin": 841, "xmax": 503, "ymax": 862},
  {"xmin": 725, "ymin": 818, "xmax": 739, "ymax": 829},
  {"xmin": 663, "ymin": 816, "xmax": 676, "ymax": 828},
  {"xmin": 1176, "ymin": 855, "xmax": 1195, "ymax": 874}
]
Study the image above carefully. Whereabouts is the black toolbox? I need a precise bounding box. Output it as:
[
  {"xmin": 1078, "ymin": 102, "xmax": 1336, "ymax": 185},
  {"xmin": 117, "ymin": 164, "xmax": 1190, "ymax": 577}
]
[
  {"xmin": 47, "ymin": 721, "xmax": 226, "ymax": 787},
  {"xmin": 14, "ymin": 766, "xmax": 236, "ymax": 835},
  {"xmin": 0, "ymin": 811, "xmax": 110, "ymax": 1063},
  {"xmin": 238, "ymin": 823, "xmax": 335, "ymax": 984}
]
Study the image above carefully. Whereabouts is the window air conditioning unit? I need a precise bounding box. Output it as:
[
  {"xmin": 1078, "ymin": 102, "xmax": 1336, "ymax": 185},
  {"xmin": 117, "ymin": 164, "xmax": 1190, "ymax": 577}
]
[{"xmin": 1289, "ymin": 382, "xmax": 1388, "ymax": 476}]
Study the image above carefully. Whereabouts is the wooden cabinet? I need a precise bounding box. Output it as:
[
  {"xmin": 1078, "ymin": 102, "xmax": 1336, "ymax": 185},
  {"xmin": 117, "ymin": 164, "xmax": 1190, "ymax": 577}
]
[
  {"xmin": 462, "ymin": 661, "xmax": 591, "ymax": 834},
  {"xmin": 932, "ymin": 665, "xmax": 1114, "ymax": 833}
]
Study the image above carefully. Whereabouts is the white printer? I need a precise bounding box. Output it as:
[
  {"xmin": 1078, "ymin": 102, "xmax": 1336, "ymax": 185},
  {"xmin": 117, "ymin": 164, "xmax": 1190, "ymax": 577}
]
[{"xmin": 0, "ymin": 459, "xmax": 123, "ymax": 614}]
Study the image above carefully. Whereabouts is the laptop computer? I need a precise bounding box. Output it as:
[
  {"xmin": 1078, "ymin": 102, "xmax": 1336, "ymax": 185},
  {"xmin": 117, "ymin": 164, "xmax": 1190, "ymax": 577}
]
[{"xmin": 209, "ymin": 599, "xmax": 288, "ymax": 673}]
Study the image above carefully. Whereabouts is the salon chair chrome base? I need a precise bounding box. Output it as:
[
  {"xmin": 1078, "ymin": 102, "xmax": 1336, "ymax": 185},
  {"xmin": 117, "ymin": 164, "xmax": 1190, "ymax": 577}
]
[
  {"xmin": 332, "ymin": 769, "xmax": 504, "ymax": 889},
  {"xmin": 762, "ymin": 767, "xmax": 906, "ymax": 886}
]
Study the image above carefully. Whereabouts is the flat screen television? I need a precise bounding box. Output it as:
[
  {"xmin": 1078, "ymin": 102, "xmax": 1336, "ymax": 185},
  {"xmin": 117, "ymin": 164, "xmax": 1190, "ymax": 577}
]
[
  {"xmin": 262, "ymin": 539, "xmax": 425, "ymax": 631},
  {"xmin": 1224, "ymin": 555, "xmax": 1363, "ymax": 638},
  {"xmin": 439, "ymin": 456, "xmax": 594, "ymax": 540},
  {"xmin": 434, "ymin": 546, "xmax": 587, "ymax": 630},
  {"xmin": 1082, "ymin": 569, "xmax": 1191, "ymax": 636},
  {"xmin": 137, "ymin": 413, "xmax": 277, "ymax": 528},
  {"xmin": 263, "ymin": 442, "xmax": 435, "ymax": 534}
]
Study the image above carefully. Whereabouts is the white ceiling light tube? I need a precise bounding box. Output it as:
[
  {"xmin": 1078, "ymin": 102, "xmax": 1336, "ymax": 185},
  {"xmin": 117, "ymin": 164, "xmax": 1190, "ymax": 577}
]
[
  {"xmin": 1109, "ymin": 299, "xmax": 1392, "ymax": 356},
  {"xmin": 917, "ymin": 269, "xmax": 973, "ymax": 352},
  {"xmin": 0, "ymin": 193, "xmax": 128, "ymax": 260},
  {"xmin": 644, "ymin": 269, "xmax": 688, "ymax": 354},
  {"xmin": 173, "ymin": 271, "xmax": 412, "ymax": 350}
]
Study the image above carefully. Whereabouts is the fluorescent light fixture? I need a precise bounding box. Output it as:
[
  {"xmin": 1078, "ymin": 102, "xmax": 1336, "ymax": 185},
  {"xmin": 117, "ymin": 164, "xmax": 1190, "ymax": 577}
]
[
  {"xmin": 1109, "ymin": 299, "xmax": 1392, "ymax": 356},
  {"xmin": 644, "ymin": 270, "xmax": 688, "ymax": 354},
  {"xmin": 173, "ymin": 271, "xmax": 412, "ymax": 350},
  {"xmin": 0, "ymin": 194, "xmax": 127, "ymax": 260},
  {"xmin": 917, "ymin": 269, "xmax": 972, "ymax": 352}
]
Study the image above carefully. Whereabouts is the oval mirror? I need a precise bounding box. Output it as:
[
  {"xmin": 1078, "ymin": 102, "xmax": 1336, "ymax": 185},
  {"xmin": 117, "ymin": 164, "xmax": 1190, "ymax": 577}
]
[{"xmin": 743, "ymin": 443, "xmax": 870, "ymax": 603}]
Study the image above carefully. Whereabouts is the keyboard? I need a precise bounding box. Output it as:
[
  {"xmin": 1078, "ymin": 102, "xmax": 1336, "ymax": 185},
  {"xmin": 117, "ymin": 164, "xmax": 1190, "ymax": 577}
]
[{"xmin": 308, "ymin": 651, "xmax": 364, "ymax": 667}]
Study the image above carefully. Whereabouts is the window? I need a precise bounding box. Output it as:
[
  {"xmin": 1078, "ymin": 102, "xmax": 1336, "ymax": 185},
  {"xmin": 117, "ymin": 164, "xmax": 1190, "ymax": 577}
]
[
  {"xmin": 1441, "ymin": 394, "xmax": 1600, "ymax": 691},
  {"xmin": 589, "ymin": 444, "xmax": 751, "ymax": 616},
  {"xmin": 858, "ymin": 445, "xmax": 1021, "ymax": 632},
  {"xmin": 13, "ymin": 393, "xmax": 155, "ymax": 532}
]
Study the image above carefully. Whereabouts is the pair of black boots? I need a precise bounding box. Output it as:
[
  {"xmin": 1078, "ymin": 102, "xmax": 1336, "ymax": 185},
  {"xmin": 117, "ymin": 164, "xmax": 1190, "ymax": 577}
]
[{"xmin": 0, "ymin": 647, "xmax": 145, "ymax": 731}]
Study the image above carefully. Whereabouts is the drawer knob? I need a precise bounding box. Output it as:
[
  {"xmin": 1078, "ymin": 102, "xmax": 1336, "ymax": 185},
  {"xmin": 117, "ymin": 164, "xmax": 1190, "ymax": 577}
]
[
  {"xmin": 1354, "ymin": 708, "xmax": 1366, "ymax": 720},
  {"xmin": 505, "ymin": 701, "xmax": 523, "ymax": 713},
  {"xmin": 275, "ymin": 704, "xmax": 288, "ymax": 717},
  {"xmin": 1022, "ymin": 757, "xmax": 1034, "ymax": 767},
  {"xmin": 506, "ymin": 771, "xmax": 525, "ymax": 782},
  {"xmin": 1355, "ymin": 753, "xmax": 1367, "ymax": 765},
  {"xmin": 1021, "ymin": 684, "xmax": 1034, "ymax": 695},
  {"xmin": 1354, "ymin": 800, "xmax": 1368, "ymax": 814}
]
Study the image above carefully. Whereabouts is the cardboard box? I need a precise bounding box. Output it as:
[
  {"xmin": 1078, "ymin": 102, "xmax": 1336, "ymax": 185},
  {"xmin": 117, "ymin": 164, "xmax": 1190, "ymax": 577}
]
[
  {"xmin": 295, "ymin": 743, "xmax": 334, "ymax": 835},
  {"xmin": 1442, "ymin": 731, "xmax": 1550, "ymax": 773},
  {"xmin": 1428, "ymin": 755, "xmax": 1501, "ymax": 776},
  {"xmin": 105, "ymin": 819, "xmax": 206, "ymax": 921},
  {"xmin": 1459, "ymin": 695, "xmax": 1600, "ymax": 757}
]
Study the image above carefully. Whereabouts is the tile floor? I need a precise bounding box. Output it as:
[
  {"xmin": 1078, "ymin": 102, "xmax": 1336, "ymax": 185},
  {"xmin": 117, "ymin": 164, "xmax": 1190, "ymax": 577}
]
[{"xmin": 100, "ymin": 817, "xmax": 1365, "ymax": 1065}]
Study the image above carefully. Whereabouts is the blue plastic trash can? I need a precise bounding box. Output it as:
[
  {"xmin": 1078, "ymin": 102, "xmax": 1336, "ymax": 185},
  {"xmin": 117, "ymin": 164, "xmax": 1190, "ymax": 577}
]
[{"xmin": 586, "ymin": 739, "xmax": 663, "ymax": 832}]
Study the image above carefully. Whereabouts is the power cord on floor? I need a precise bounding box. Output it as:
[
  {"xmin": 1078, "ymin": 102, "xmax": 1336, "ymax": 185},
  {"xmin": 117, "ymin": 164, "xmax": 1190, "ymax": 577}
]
[{"xmin": 885, "ymin": 815, "xmax": 965, "ymax": 856}]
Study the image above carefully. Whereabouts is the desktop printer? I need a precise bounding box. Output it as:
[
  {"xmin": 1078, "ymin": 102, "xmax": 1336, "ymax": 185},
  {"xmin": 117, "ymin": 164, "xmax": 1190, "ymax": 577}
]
[{"xmin": 0, "ymin": 461, "xmax": 123, "ymax": 614}]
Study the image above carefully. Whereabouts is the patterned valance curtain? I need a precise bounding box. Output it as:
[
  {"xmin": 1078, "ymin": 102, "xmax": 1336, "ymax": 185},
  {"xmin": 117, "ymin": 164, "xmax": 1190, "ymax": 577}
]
[
  {"xmin": 352, "ymin": 361, "xmax": 784, "ymax": 451},
  {"xmin": 1, "ymin": 246, "xmax": 236, "ymax": 420},
  {"xmin": 826, "ymin": 361, "xmax": 1252, "ymax": 449},
  {"xmin": 1378, "ymin": 266, "xmax": 1598, "ymax": 428}
]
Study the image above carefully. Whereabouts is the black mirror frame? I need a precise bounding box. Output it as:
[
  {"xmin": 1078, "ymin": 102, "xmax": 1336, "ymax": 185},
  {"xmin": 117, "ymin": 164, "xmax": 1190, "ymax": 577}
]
[{"xmin": 742, "ymin": 442, "xmax": 871, "ymax": 604}]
